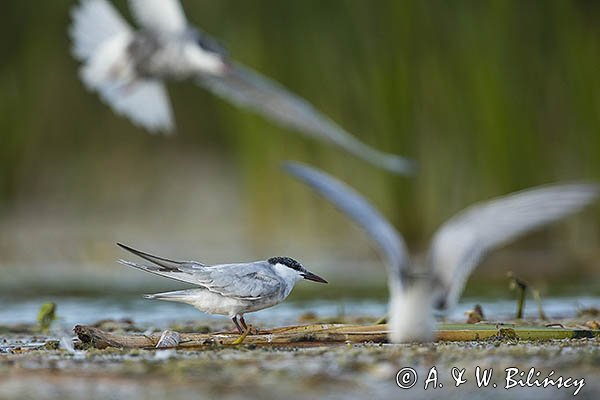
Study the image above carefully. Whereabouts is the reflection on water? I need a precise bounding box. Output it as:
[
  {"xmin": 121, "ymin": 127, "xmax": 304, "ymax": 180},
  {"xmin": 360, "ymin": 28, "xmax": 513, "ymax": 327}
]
[{"xmin": 0, "ymin": 296, "xmax": 598, "ymax": 329}]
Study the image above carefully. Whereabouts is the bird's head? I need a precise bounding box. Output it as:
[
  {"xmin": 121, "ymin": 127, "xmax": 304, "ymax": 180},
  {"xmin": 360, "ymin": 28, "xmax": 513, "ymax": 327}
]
[
  {"xmin": 189, "ymin": 27, "xmax": 228, "ymax": 58},
  {"xmin": 268, "ymin": 256, "xmax": 328, "ymax": 284}
]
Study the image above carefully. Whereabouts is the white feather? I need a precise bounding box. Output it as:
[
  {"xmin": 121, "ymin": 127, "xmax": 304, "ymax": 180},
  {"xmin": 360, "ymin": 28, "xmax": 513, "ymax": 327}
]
[
  {"xmin": 78, "ymin": 32, "xmax": 175, "ymax": 134},
  {"xmin": 201, "ymin": 65, "xmax": 416, "ymax": 175},
  {"xmin": 271, "ymin": 263, "xmax": 304, "ymax": 298},
  {"xmin": 429, "ymin": 183, "xmax": 600, "ymax": 310},
  {"xmin": 105, "ymin": 80, "xmax": 174, "ymax": 133},
  {"xmin": 388, "ymin": 283, "xmax": 435, "ymax": 343},
  {"xmin": 146, "ymin": 288, "xmax": 254, "ymax": 316},
  {"xmin": 70, "ymin": 0, "xmax": 131, "ymax": 61},
  {"xmin": 183, "ymin": 44, "xmax": 226, "ymax": 75},
  {"xmin": 286, "ymin": 164, "xmax": 599, "ymax": 343},
  {"xmin": 283, "ymin": 162, "xmax": 410, "ymax": 286},
  {"xmin": 79, "ymin": 33, "xmax": 135, "ymax": 89},
  {"xmin": 71, "ymin": 0, "xmax": 174, "ymax": 133},
  {"xmin": 128, "ymin": 0, "xmax": 187, "ymax": 34}
]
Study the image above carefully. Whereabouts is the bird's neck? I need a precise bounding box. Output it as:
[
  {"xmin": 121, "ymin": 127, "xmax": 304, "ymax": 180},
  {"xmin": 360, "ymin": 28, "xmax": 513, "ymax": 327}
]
[{"xmin": 271, "ymin": 263, "xmax": 302, "ymax": 296}]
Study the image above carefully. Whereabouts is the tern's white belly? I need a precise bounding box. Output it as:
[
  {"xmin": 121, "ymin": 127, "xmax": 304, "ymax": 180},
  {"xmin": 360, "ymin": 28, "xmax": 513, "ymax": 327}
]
[
  {"xmin": 154, "ymin": 288, "xmax": 283, "ymax": 317},
  {"xmin": 388, "ymin": 283, "xmax": 435, "ymax": 343}
]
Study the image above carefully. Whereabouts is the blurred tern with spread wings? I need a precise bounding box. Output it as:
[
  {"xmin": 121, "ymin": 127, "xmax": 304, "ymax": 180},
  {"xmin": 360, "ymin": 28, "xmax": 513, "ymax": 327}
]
[
  {"xmin": 69, "ymin": 0, "xmax": 415, "ymax": 175},
  {"xmin": 117, "ymin": 243, "xmax": 327, "ymax": 333},
  {"xmin": 284, "ymin": 162, "xmax": 599, "ymax": 343}
]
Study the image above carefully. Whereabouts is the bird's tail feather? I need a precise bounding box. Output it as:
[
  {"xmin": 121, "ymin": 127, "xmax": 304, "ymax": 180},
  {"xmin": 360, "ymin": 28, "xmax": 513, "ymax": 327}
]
[
  {"xmin": 117, "ymin": 243, "xmax": 185, "ymax": 270},
  {"xmin": 144, "ymin": 289, "xmax": 198, "ymax": 301}
]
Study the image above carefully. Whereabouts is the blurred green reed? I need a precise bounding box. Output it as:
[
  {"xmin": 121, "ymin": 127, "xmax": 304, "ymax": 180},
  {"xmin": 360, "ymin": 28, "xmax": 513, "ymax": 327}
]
[{"xmin": 0, "ymin": 0, "xmax": 598, "ymax": 247}]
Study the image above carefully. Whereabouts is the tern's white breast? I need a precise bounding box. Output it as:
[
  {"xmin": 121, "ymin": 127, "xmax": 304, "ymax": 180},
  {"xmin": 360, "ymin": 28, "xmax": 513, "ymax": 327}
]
[
  {"xmin": 270, "ymin": 263, "xmax": 303, "ymax": 298},
  {"xmin": 388, "ymin": 283, "xmax": 435, "ymax": 343}
]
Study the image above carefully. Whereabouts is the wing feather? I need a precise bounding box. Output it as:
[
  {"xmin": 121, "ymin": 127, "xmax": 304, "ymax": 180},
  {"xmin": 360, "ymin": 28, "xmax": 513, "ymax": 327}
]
[
  {"xmin": 284, "ymin": 162, "xmax": 410, "ymax": 287},
  {"xmin": 70, "ymin": 0, "xmax": 132, "ymax": 61},
  {"xmin": 429, "ymin": 183, "xmax": 599, "ymax": 310},
  {"xmin": 86, "ymin": 75, "xmax": 175, "ymax": 133},
  {"xmin": 118, "ymin": 244, "xmax": 282, "ymax": 299},
  {"xmin": 128, "ymin": 0, "xmax": 187, "ymax": 34},
  {"xmin": 199, "ymin": 64, "xmax": 415, "ymax": 175}
]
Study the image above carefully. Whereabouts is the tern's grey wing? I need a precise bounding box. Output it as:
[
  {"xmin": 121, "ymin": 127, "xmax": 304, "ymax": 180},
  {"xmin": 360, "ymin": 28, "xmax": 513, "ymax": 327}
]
[
  {"xmin": 191, "ymin": 262, "xmax": 284, "ymax": 300},
  {"xmin": 70, "ymin": 0, "xmax": 132, "ymax": 61},
  {"xmin": 199, "ymin": 63, "xmax": 415, "ymax": 176},
  {"xmin": 429, "ymin": 183, "xmax": 599, "ymax": 311},
  {"xmin": 284, "ymin": 162, "xmax": 410, "ymax": 288},
  {"xmin": 117, "ymin": 243, "xmax": 282, "ymax": 299},
  {"xmin": 120, "ymin": 259, "xmax": 282, "ymax": 300},
  {"xmin": 128, "ymin": 0, "xmax": 187, "ymax": 34}
]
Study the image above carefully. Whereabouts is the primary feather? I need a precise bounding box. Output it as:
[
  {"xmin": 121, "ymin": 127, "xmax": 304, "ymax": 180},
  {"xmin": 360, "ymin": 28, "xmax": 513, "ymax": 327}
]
[
  {"xmin": 118, "ymin": 244, "xmax": 284, "ymax": 300},
  {"xmin": 70, "ymin": 0, "xmax": 415, "ymax": 174},
  {"xmin": 97, "ymin": 79, "xmax": 174, "ymax": 133},
  {"xmin": 284, "ymin": 162, "xmax": 410, "ymax": 286},
  {"xmin": 70, "ymin": 0, "xmax": 131, "ymax": 61},
  {"xmin": 202, "ymin": 66, "xmax": 416, "ymax": 175},
  {"xmin": 285, "ymin": 163, "xmax": 599, "ymax": 342},
  {"xmin": 429, "ymin": 182, "xmax": 600, "ymax": 310},
  {"xmin": 71, "ymin": 0, "xmax": 175, "ymax": 133}
]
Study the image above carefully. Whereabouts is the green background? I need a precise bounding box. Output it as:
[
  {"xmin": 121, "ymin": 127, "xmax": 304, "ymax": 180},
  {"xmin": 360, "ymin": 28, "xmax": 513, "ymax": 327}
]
[{"xmin": 1, "ymin": 1, "xmax": 599, "ymax": 295}]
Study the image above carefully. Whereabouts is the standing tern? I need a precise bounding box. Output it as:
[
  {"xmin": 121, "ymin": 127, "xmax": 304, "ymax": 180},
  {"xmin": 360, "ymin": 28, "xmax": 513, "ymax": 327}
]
[
  {"xmin": 69, "ymin": 0, "xmax": 415, "ymax": 175},
  {"xmin": 284, "ymin": 162, "xmax": 599, "ymax": 343},
  {"xmin": 117, "ymin": 243, "xmax": 327, "ymax": 333}
]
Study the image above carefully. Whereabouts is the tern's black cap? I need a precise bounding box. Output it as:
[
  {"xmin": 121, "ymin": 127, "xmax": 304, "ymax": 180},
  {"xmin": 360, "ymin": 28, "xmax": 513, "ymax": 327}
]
[{"xmin": 268, "ymin": 256, "xmax": 303, "ymax": 271}]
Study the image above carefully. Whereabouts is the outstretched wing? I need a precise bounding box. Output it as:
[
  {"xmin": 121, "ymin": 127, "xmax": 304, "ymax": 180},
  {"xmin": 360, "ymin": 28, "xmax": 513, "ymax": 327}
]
[
  {"xmin": 284, "ymin": 162, "xmax": 410, "ymax": 288},
  {"xmin": 199, "ymin": 64, "xmax": 415, "ymax": 175},
  {"xmin": 70, "ymin": 1, "xmax": 174, "ymax": 133},
  {"xmin": 128, "ymin": 0, "xmax": 187, "ymax": 34},
  {"xmin": 429, "ymin": 183, "xmax": 599, "ymax": 311},
  {"xmin": 91, "ymin": 79, "xmax": 175, "ymax": 133},
  {"xmin": 117, "ymin": 243, "xmax": 282, "ymax": 299},
  {"xmin": 70, "ymin": 0, "xmax": 132, "ymax": 61}
]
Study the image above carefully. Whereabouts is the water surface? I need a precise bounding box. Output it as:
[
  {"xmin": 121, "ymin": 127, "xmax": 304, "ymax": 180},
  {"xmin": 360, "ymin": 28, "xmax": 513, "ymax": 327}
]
[{"xmin": 1, "ymin": 295, "xmax": 597, "ymax": 329}]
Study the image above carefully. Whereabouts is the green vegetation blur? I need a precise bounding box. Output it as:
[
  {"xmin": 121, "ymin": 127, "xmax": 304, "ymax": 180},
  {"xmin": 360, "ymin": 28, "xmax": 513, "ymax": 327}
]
[{"xmin": 0, "ymin": 0, "xmax": 599, "ymax": 249}]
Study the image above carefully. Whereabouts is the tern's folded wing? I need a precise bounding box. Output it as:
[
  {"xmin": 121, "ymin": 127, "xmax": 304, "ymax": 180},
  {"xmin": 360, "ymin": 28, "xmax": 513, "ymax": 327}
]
[
  {"xmin": 118, "ymin": 243, "xmax": 283, "ymax": 299},
  {"xmin": 198, "ymin": 63, "xmax": 415, "ymax": 175},
  {"xmin": 120, "ymin": 259, "xmax": 283, "ymax": 300},
  {"xmin": 191, "ymin": 262, "xmax": 285, "ymax": 300}
]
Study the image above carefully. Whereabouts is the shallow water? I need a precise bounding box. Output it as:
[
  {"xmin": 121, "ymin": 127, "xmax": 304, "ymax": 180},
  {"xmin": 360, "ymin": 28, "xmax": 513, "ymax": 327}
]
[
  {"xmin": 1, "ymin": 295, "xmax": 598, "ymax": 400},
  {"xmin": 1, "ymin": 295, "xmax": 598, "ymax": 329}
]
